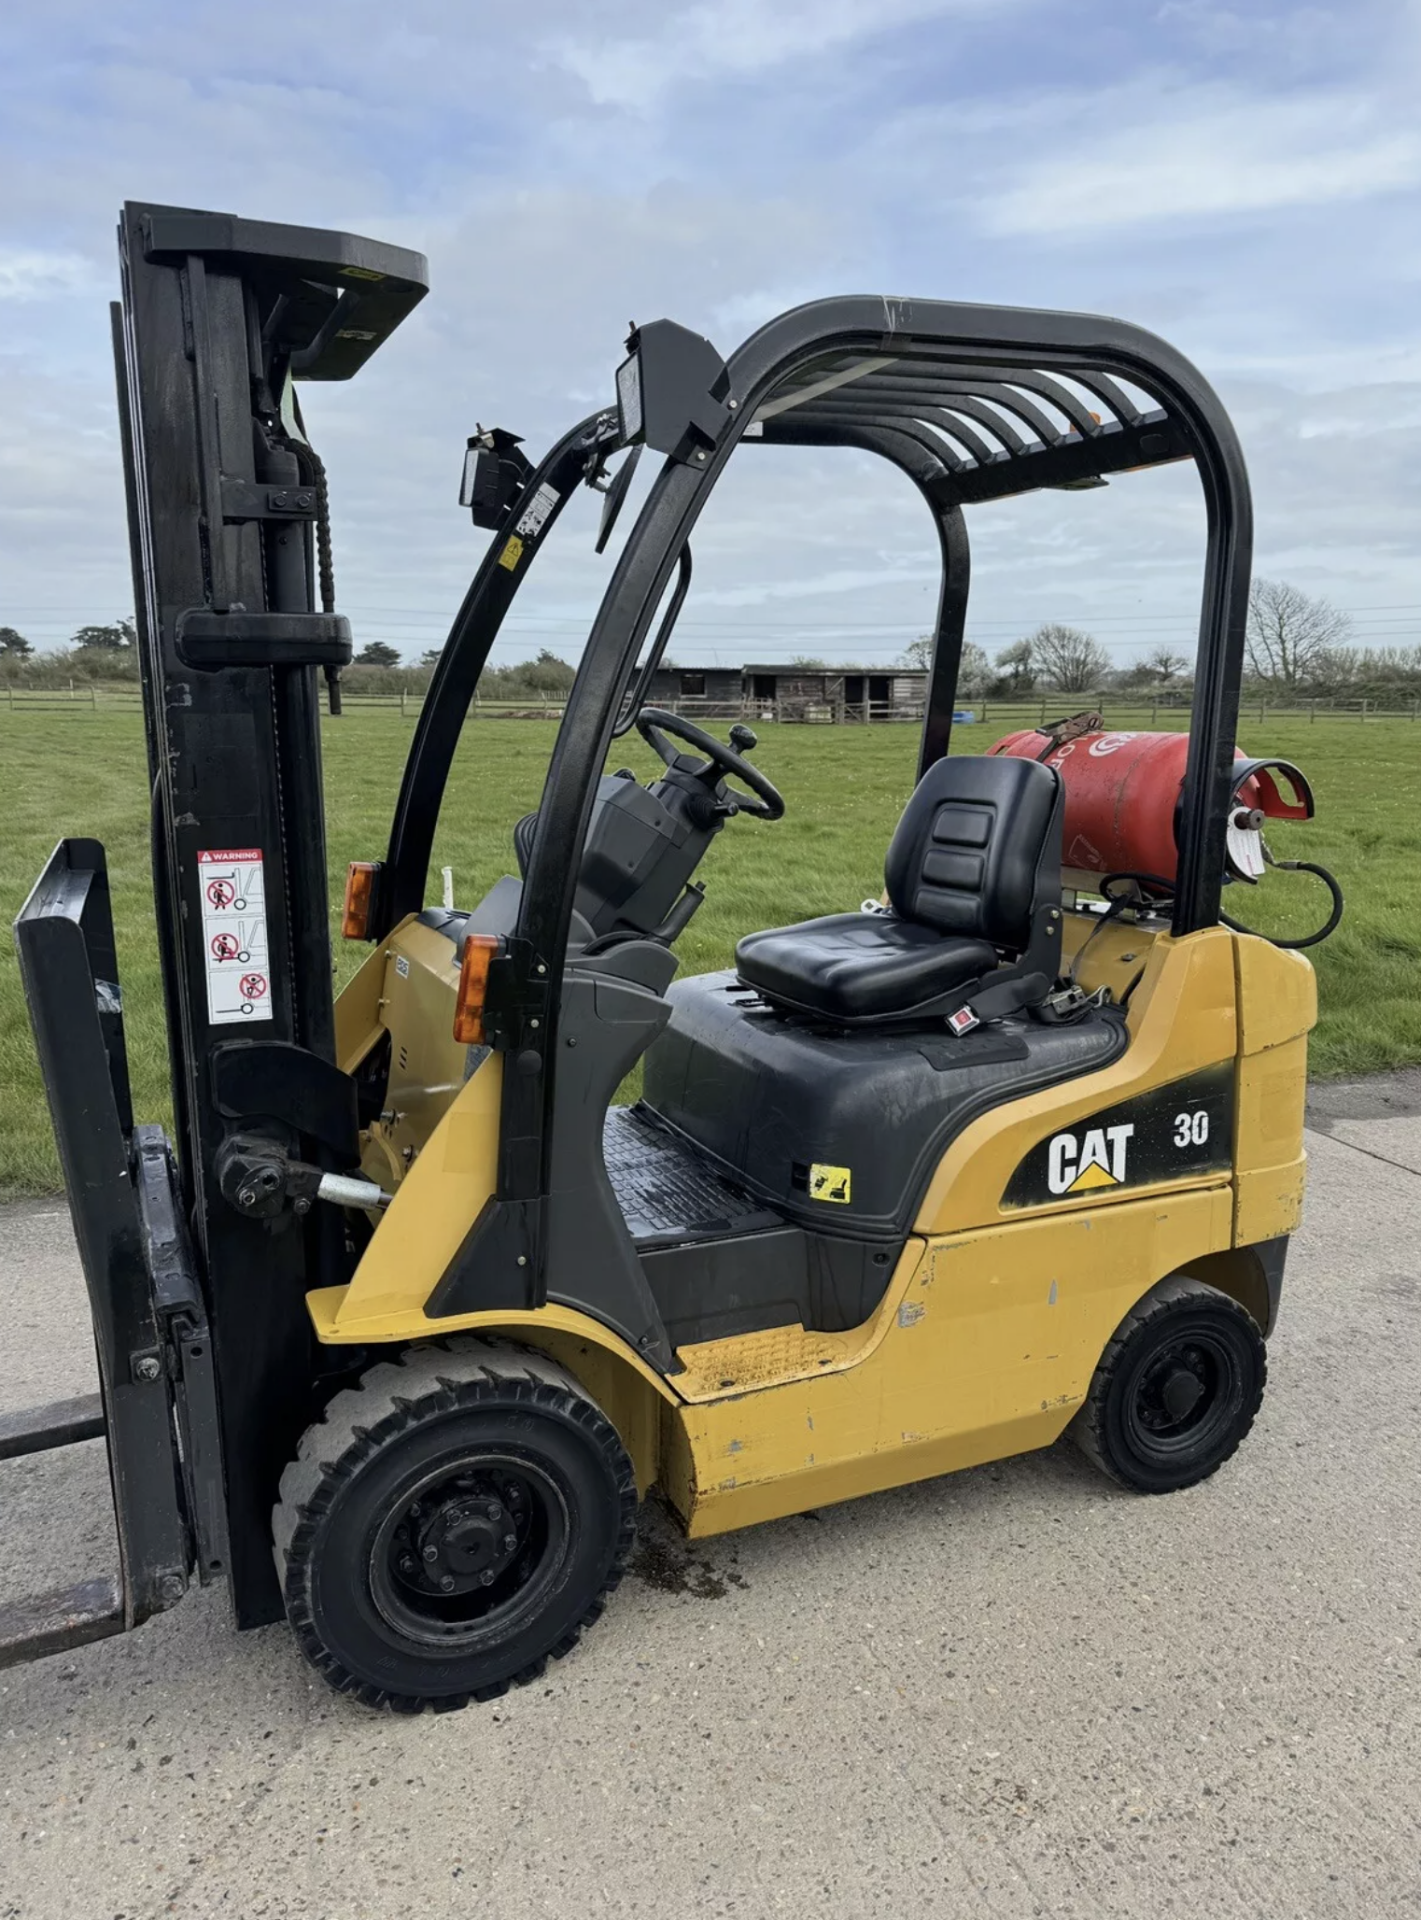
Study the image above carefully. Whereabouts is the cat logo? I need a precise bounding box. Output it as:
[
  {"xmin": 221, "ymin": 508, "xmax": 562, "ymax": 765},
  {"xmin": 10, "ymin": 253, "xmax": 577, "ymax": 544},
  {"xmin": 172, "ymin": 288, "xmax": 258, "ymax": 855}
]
[{"xmin": 1046, "ymin": 1123, "xmax": 1134, "ymax": 1195}]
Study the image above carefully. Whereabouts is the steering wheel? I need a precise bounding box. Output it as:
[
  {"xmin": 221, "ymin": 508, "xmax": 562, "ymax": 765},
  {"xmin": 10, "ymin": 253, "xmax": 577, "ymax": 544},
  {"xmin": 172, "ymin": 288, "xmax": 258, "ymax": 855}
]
[{"xmin": 635, "ymin": 707, "xmax": 785, "ymax": 821}]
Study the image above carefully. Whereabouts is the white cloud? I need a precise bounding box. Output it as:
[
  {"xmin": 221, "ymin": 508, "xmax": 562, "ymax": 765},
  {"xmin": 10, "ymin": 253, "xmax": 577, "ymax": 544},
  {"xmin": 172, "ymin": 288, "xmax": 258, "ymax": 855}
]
[
  {"xmin": 545, "ymin": 0, "xmax": 1008, "ymax": 110},
  {"xmin": 981, "ymin": 85, "xmax": 1420, "ymax": 235},
  {"xmin": 1, "ymin": 4, "xmax": 1419, "ymax": 662},
  {"xmin": 0, "ymin": 249, "xmax": 96, "ymax": 300}
]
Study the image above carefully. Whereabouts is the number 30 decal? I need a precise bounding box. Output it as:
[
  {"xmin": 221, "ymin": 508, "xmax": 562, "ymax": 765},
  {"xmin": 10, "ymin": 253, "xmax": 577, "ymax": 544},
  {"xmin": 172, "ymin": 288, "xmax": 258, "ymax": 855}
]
[{"xmin": 1174, "ymin": 1110, "xmax": 1210, "ymax": 1147}]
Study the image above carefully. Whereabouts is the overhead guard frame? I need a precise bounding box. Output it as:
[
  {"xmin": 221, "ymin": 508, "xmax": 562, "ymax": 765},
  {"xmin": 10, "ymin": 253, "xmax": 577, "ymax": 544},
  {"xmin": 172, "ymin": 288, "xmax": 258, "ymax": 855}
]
[{"xmin": 505, "ymin": 296, "xmax": 1253, "ymax": 1244}]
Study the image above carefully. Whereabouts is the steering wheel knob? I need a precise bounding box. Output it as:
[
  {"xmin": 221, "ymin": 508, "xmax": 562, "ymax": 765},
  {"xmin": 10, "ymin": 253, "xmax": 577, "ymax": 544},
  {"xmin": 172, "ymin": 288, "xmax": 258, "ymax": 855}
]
[
  {"xmin": 634, "ymin": 707, "xmax": 785, "ymax": 821},
  {"xmin": 728, "ymin": 723, "xmax": 758, "ymax": 753}
]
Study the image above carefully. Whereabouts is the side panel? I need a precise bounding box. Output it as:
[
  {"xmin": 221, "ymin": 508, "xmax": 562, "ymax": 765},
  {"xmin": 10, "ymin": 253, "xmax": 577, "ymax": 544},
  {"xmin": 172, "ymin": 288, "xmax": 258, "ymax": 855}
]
[
  {"xmin": 914, "ymin": 927, "xmax": 1237, "ymax": 1237},
  {"xmin": 330, "ymin": 1052, "xmax": 504, "ymax": 1327},
  {"xmin": 1232, "ymin": 935, "xmax": 1315, "ymax": 1247},
  {"xmin": 333, "ymin": 939, "xmax": 390, "ymax": 1073},
  {"xmin": 671, "ymin": 1185, "xmax": 1233, "ymax": 1537}
]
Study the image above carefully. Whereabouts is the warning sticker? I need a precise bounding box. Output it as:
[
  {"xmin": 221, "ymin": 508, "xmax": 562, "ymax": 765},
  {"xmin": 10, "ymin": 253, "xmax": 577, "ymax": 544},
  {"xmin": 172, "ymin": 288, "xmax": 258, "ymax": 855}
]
[
  {"xmin": 497, "ymin": 534, "xmax": 524, "ymax": 571},
  {"xmin": 809, "ymin": 1162, "xmax": 852, "ymax": 1205},
  {"xmin": 198, "ymin": 848, "xmax": 273, "ymax": 1025},
  {"xmin": 515, "ymin": 483, "xmax": 560, "ymax": 539}
]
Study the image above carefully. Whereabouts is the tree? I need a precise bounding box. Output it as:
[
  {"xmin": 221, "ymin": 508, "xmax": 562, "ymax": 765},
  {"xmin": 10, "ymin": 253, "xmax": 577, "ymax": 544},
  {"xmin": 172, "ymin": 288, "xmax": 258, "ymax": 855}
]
[
  {"xmin": 993, "ymin": 638, "xmax": 1036, "ymax": 695},
  {"xmin": 900, "ymin": 636, "xmax": 991, "ymax": 694},
  {"xmin": 1142, "ymin": 645, "xmax": 1189, "ymax": 686},
  {"xmin": 354, "ymin": 641, "xmax": 402, "ymax": 667},
  {"xmin": 956, "ymin": 642, "xmax": 992, "ymax": 696},
  {"xmin": 787, "ymin": 654, "xmax": 828, "ymax": 670},
  {"xmin": 71, "ymin": 618, "xmax": 136, "ymax": 650},
  {"xmin": 522, "ymin": 649, "xmax": 577, "ymax": 693},
  {"xmin": 1027, "ymin": 622, "xmax": 1110, "ymax": 693},
  {"xmin": 0, "ymin": 626, "xmax": 32, "ymax": 657},
  {"xmin": 419, "ymin": 648, "xmax": 443, "ymax": 666},
  {"xmin": 1245, "ymin": 579, "xmax": 1350, "ymax": 689}
]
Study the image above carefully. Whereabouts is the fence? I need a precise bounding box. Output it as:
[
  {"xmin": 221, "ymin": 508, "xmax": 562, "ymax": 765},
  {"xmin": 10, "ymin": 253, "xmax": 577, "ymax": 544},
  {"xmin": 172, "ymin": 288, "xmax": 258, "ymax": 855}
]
[{"xmin": 3, "ymin": 682, "xmax": 1418, "ymax": 726}]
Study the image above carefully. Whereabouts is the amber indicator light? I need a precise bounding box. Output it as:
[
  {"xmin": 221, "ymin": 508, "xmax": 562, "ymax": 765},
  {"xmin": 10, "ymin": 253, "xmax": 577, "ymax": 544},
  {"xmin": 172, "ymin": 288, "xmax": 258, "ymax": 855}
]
[
  {"xmin": 342, "ymin": 862, "xmax": 380, "ymax": 940},
  {"xmin": 454, "ymin": 935, "xmax": 502, "ymax": 1044}
]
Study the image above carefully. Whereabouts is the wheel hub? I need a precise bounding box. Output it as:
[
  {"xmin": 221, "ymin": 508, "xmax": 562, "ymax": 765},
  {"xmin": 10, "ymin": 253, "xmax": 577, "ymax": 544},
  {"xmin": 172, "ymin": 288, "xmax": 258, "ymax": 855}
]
[
  {"xmin": 1135, "ymin": 1342, "xmax": 1215, "ymax": 1436},
  {"xmin": 426, "ymin": 1500, "xmax": 519, "ymax": 1584},
  {"xmin": 394, "ymin": 1477, "xmax": 529, "ymax": 1597},
  {"xmin": 1160, "ymin": 1365, "xmax": 1206, "ymax": 1423}
]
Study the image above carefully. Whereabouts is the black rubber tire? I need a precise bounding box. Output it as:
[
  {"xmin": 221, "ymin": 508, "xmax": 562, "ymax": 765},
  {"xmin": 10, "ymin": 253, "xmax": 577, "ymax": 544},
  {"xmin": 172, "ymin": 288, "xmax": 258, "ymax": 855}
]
[
  {"xmin": 272, "ymin": 1339, "xmax": 636, "ymax": 1713},
  {"xmin": 1070, "ymin": 1276, "xmax": 1266, "ymax": 1494}
]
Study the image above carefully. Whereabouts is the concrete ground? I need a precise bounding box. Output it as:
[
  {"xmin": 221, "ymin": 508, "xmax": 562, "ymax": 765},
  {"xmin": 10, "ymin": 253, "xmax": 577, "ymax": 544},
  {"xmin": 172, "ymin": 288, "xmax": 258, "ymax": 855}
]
[{"xmin": 1, "ymin": 1079, "xmax": 1418, "ymax": 1919}]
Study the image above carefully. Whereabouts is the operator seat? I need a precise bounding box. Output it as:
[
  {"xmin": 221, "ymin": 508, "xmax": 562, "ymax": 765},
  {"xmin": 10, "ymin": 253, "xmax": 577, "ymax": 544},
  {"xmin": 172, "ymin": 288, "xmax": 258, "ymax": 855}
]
[{"xmin": 735, "ymin": 755, "xmax": 1064, "ymax": 1026}]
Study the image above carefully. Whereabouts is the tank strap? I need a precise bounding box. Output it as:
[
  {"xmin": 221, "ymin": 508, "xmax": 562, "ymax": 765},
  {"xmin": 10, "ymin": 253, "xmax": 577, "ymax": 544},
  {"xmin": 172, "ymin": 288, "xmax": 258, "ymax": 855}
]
[{"xmin": 1031, "ymin": 708, "xmax": 1104, "ymax": 759}]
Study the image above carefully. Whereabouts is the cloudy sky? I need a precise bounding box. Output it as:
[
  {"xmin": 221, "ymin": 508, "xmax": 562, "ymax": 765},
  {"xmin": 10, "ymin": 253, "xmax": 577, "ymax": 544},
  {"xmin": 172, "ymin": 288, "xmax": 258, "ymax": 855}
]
[{"xmin": 3, "ymin": 0, "xmax": 1419, "ymax": 672}]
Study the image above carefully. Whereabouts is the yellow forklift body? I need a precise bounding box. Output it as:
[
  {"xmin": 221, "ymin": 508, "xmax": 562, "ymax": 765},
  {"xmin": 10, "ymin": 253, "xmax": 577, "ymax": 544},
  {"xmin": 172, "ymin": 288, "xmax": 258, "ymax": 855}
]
[{"xmin": 307, "ymin": 918, "xmax": 1314, "ymax": 1540}]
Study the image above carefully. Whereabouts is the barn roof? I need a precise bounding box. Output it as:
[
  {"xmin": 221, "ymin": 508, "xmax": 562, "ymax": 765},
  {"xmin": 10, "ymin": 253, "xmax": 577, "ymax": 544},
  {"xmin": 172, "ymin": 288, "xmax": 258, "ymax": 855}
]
[{"xmin": 740, "ymin": 662, "xmax": 928, "ymax": 676}]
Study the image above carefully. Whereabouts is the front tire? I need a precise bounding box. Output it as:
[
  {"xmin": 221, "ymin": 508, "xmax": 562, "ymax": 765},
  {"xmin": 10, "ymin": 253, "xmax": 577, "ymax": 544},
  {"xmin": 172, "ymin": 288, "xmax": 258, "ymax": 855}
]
[
  {"xmin": 1071, "ymin": 1276, "xmax": 1266, "ymax": 1493},
  {"xmin": 273, "ymin": 1340, "xmax": 636, "ymax": 1713}
]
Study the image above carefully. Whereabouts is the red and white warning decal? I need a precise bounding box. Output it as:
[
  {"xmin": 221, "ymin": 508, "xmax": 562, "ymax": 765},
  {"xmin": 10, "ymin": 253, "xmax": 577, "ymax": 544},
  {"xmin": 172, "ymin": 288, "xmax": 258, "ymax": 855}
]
[{"xmin": 198, "ymin": 848, "xmax": 272, "ymax": 1025}]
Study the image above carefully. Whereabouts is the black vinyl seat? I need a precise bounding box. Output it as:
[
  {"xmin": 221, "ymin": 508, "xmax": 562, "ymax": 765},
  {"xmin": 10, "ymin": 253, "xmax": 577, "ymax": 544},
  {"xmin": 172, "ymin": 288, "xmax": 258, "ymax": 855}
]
[{"xmin": 736, "ymin": 754, "xmax": 1064, "ymax": 1026}]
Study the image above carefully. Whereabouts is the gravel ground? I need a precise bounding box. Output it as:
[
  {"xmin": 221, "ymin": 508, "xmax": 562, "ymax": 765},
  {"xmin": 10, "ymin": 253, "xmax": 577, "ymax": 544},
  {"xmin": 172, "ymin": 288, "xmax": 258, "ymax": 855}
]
[{"xmin": 1, "ymin": 1092, "xmax": 1418, "ymax": 1919}]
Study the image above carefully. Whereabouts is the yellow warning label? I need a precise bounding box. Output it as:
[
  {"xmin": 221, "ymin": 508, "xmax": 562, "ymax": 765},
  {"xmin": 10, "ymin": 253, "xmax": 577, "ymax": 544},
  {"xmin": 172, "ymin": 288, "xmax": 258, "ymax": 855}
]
[
  {"xmin": 809, "ymin": 1163, "xmax": 852, "ymax": 1205},
  {"xmin": 340, "ymin": 265, "xmax": 387, "ymax": 281},
  {"xmin": 498, "ymin": 535, "xmax": 524, "ymax": 571}
]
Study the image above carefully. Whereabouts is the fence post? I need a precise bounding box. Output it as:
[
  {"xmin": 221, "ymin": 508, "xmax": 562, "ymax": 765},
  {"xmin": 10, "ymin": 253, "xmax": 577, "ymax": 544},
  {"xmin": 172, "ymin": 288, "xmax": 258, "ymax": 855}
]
[
  {"xmin": 1150, "ymin": 699, "xmax": 1157, "ymax": 727},
  {"xmin": 1360, "ymin": 699, "xmax": 1367, "ymax": 723},
  {"xmin": 91, "ymin": 683, "xmax": 98, "ymax": 709},
  {"xmin": 1310, "ymin": 701, "xmax": 1316, "ymax": 724},
  {"xmin": 69, "ymin": 678, "xmax": 75, "ymax": 701}
]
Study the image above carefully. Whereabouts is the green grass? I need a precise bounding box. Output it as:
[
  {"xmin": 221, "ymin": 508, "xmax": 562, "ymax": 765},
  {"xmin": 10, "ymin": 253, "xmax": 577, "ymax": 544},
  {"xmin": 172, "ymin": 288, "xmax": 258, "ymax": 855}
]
[{"xmin": 2, "ymin": 708, "xmax": 1419, "ymax": 1200}]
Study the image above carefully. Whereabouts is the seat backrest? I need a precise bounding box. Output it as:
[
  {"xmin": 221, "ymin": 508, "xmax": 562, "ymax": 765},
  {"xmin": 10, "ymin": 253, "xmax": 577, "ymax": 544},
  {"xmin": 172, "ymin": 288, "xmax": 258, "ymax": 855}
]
[{"xmin": 884, "ymin": 754, "xmax": 1061, "ymax": 950}]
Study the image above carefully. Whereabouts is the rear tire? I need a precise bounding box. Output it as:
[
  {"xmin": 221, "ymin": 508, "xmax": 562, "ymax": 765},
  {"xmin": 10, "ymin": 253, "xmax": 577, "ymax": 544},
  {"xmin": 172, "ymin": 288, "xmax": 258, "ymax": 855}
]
[
  {"xmin": 1070, "ymin": 1276, "xmax": 1266, "ymax": 1493},
  {"xmin": 273, "ymin": 1339, "xmax": 636, "ymax": 1713}
]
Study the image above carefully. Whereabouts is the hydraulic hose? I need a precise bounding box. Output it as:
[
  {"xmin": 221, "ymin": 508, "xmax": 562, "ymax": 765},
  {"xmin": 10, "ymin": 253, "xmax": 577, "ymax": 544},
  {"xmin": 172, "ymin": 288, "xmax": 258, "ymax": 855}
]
[
  {"xmin": 1221, "ymin": 858, "xmax": 1345, "ymax": 951},
  {"xmin": 1096, "ymin": 858, "xmax": 1344, "ymax": 951}
]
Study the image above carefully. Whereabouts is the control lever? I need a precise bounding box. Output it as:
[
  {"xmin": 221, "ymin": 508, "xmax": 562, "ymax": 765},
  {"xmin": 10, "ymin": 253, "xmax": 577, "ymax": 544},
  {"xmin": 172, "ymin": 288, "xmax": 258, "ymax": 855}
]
[{"xmin": 728, "ymin": 724, "xmax": 758, "ymax": 754}]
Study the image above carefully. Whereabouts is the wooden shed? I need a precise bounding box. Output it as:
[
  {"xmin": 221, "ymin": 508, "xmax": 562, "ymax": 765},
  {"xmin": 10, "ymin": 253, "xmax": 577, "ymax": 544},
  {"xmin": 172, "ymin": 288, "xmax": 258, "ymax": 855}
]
[
  {"xmin": 742, "ymin": 665, "xmax": 928, "ymax": 723},
  {"xmin": 646, "ymin": 665, "xmax": 745, "ymax": 711}
]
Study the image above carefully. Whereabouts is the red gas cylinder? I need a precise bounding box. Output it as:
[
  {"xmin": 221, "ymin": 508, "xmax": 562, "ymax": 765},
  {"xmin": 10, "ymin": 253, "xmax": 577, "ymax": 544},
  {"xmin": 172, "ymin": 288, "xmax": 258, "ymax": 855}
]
[{"xmin": 987, "ymin": 724, "xmax": 1312, "ymax": 884}]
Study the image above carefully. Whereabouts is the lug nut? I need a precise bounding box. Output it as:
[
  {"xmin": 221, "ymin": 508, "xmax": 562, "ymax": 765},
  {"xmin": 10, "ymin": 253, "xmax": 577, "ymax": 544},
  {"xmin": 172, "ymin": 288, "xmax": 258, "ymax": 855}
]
[
  {"xmin": 422, "ymin": 1544, "xmax": 439, "ymax": 1563},
  {"xmin": 400, "ymin": 1555, "xmax": 417, "ymax": 1574},
  {"xmin": 439, "ymin": 1575, "xmax": 456, "ymax": 1593},
  {"xmin": 480, "ymin": 1570, "xmax": 496, "ymax": 1586},
  {"xmin": 486, "ymin": 1501, "xmax": 502, "ymax": 1521},
  {"xmin": 503, "ymin": 1534, "xmax": 517, "ymax": 1552}
]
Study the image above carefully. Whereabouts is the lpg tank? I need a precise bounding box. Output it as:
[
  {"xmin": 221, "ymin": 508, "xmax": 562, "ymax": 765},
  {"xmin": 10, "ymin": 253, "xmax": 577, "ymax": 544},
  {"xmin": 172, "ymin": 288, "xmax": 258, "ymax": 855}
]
[{"xmin": 988, "ymin": 725, "xmax": 1312, "ymax": 885}]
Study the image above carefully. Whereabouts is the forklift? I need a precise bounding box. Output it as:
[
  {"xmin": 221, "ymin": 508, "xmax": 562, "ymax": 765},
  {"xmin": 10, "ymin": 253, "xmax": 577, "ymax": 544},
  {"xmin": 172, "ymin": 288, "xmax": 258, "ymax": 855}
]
[{"xmin": 3, "ymin": 203, "xmax": 1340, "ymax": 1712}]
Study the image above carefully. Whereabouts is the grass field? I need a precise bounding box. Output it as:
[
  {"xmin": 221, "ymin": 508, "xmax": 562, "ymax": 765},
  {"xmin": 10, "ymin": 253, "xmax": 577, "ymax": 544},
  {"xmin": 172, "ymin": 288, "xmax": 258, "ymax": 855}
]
[{"xmin": 2, "ymin": 707, "xmax": 1419, "ymax": 1199}]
